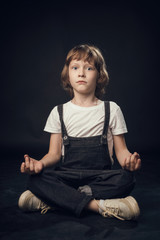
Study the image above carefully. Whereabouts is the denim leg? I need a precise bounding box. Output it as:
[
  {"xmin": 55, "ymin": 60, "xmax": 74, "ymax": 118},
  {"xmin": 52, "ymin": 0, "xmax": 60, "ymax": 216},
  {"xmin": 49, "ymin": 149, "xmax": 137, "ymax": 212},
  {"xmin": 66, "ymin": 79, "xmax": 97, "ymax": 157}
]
[
  {"xmin": 86, "ymin": 169, "xmax": 136, "ymax": 199},
  {"xmin": 27, "ymin": 167, "xmax": 93, "ymax": 217}
]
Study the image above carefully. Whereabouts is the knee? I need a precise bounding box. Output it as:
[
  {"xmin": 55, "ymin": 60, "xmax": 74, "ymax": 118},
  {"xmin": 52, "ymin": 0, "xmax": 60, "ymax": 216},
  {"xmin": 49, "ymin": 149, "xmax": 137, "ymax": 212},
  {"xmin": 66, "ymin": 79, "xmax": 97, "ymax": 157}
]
[
  {"xmin": 120, "ymin": 169, "xmax": 136, "ymax": 186},
  {"xmin": 77, "ymin": 185, "xmax": 93, "ymax": 196}
]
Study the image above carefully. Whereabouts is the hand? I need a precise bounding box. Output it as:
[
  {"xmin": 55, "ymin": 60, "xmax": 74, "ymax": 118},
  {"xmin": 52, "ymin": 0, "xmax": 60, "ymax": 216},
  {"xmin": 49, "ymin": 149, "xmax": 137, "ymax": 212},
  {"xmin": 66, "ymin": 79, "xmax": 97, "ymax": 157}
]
[
  {"xmin": 123, "ymin": 152, "xmax": 141, "ymax": 171},
  {"xmin": 20, "ymin": 154, "xmax": 44, "ymax": 175}
]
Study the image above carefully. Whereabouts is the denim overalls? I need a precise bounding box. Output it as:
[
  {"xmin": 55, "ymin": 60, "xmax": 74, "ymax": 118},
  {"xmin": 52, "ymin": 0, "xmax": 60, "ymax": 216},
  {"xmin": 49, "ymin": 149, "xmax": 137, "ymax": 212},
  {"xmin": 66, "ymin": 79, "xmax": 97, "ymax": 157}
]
[{"xmin": 28, "ymin": 101, "xmax": 135, "ymax": 217}]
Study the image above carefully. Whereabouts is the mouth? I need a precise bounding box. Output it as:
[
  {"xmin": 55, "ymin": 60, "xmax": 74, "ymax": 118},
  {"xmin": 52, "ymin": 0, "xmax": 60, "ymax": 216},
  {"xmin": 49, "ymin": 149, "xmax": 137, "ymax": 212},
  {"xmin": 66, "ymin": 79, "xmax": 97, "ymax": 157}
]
[{"xmin": 76, "ymin": 81, "xmax": 87, "ymax": 84}]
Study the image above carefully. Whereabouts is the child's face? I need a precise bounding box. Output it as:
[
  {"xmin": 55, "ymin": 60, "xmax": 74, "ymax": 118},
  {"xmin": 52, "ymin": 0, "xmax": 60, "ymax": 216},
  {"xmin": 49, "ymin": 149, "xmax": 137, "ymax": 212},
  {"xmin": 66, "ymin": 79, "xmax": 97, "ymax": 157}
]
[{"xmin": 68, "ymin": 59, "xmax": 98, "ymax": 96}]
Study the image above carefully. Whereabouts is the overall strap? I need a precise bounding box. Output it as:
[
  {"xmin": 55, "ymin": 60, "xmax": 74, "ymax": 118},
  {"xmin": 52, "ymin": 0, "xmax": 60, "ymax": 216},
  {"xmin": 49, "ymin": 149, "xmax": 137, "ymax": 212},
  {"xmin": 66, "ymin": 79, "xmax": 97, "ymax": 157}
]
[
  {"xmin": 57, "ymin": 104, "xmax": 69, "ymax": 145},
  {"xmin": 101, "ymin": 101, "xmax": 110, "ymax": 144}
]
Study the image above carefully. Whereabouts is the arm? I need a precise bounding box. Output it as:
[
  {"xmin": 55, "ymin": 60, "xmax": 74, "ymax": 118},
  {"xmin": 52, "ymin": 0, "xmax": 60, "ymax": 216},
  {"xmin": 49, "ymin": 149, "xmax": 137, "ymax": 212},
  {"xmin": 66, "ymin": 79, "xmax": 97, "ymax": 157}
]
[
  {"xmin": 20, "ymin": 133, "xmax": 62, "ymax": 174},
  {"xmin": 113, "ymin": 134, "xmax": 141, "ymax": 171}
]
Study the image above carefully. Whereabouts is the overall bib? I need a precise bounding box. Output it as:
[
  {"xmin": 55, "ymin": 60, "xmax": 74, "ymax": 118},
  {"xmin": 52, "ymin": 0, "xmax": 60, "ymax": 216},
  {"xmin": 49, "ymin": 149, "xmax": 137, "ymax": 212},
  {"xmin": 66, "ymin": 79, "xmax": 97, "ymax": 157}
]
[{"xmin": 28, "ymin": 101, "xmax": 135, "ymax": 217}]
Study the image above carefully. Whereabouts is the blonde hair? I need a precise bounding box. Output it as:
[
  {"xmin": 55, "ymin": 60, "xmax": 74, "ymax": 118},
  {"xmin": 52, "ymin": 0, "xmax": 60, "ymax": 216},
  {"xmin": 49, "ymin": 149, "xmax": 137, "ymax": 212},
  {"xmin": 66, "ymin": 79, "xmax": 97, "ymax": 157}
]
[{"xmin": 61, "ymin": 44, "xmax": 109, "ymax": 98}]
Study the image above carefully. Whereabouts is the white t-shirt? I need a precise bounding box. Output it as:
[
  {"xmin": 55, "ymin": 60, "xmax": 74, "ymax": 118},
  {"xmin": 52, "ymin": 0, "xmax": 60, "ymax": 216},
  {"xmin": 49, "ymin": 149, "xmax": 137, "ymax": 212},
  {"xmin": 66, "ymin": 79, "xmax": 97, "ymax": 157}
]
[{"xmin": 44, "ymin": 100, "xmax": 128, "ymax": 163}]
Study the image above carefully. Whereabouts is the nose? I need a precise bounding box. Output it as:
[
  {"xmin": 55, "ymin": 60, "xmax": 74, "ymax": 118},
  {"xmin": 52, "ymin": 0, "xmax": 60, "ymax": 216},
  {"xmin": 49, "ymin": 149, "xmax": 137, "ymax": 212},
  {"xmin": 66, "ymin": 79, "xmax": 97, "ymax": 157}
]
[
  {"xmin": 78, "ymin": 67, "xmax": 85, "ymax": 78},
  {"xmin": 78, "ymin": 74, "xmax": 85, "ymax": 77}
]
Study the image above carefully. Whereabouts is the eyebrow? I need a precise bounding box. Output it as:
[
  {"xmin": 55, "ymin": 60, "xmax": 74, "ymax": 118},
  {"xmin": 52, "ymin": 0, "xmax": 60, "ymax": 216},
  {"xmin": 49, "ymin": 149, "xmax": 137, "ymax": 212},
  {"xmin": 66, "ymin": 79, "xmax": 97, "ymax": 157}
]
[{"xmin": 70, "ymin": 61, "xmax": 94, "ymax": 66}]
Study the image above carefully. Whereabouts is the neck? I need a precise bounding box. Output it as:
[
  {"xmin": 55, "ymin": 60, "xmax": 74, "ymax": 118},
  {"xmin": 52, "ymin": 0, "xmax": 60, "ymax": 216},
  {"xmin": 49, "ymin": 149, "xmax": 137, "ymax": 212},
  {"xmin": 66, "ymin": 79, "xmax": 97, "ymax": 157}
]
[{"xmin": 71, "ymin": 94, "xmax": 99, "ymax": 107}]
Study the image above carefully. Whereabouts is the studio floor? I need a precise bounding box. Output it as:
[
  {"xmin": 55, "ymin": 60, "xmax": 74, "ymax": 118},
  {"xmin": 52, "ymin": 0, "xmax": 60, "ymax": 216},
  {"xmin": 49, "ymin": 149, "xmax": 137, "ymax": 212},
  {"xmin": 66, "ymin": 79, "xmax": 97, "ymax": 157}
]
[{"xmin": 0, "ymin": 152, "xmax": 160, "ymax": 240}]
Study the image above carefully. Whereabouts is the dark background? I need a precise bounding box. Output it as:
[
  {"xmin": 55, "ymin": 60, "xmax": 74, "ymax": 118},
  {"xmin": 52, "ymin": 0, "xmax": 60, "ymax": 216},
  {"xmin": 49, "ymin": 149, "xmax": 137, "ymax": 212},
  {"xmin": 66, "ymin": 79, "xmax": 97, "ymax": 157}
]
[
  {"xmin": 1, "ymin": 0, "xmax": 159, "ymax": 158},
  {"xmin": 0, "ymin": 1, "xmax": 160, "ymax": 239}
]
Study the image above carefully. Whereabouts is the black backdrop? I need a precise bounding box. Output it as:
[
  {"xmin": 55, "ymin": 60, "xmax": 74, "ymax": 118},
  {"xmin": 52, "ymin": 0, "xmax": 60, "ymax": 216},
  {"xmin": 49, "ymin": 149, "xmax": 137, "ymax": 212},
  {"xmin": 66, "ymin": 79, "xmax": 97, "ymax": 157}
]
[{"xmin": 1, "ymin": 0, "xmax": 159, "ymax": 161}]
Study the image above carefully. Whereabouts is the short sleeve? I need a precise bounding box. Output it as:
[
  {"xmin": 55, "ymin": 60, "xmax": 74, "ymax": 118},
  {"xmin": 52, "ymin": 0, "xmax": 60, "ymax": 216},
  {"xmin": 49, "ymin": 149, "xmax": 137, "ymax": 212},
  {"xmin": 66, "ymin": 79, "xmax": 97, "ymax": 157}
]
[
  {"xmin": 44, "ymin": 106, "xmax": 61, "ymax": 133},
  {"xmin": 110, "ymin": 103, "xmax": 128, "ymax": 135}
]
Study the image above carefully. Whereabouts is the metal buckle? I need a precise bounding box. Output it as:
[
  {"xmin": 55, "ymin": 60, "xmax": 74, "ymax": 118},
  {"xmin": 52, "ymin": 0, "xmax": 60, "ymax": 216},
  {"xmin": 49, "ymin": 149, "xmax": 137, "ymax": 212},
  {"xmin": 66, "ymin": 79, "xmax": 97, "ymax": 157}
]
[{"xmin": 63, "ymin": 135, "xmax": 69, "ymax": 145}]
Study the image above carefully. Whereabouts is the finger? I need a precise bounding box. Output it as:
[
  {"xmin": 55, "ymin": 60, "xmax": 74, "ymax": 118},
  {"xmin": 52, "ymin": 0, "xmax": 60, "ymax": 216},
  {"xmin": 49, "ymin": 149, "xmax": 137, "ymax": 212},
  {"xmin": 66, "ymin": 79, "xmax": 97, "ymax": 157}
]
[
  {"xmin": 130, "ymin": 154, "xmax": 137, "ymax": 171},
  {"xmin": 34, "ymin": 166, "xmax": 39, "ymax": 174},
  {"xmin": 129, "ymin": 152, "xmax": 139, "ymax": 171},
  {"xmin": 25, "ymin": 156, "xmax": 30, "ymax": 169},
  {"xmin": 30, "ymin": 159, "xmax": 34, "ymax": 172},
  {"xmin": 134, "ymin": 152, "xmax": 140, "ymax": 160},
  {"xmin": 21, "ymin": 162, "xmax": 30, "ymax": 174},
  {"xmin": 135, "ymin": 158, "xmax": 141, "ymax": 171},
  {"xmin": 125, "ymin": 156, "xmax": 131, "ymax": 170},
  {"xmin": 20, "ymin": 162, "xmax": 25, "ymax": 173}
]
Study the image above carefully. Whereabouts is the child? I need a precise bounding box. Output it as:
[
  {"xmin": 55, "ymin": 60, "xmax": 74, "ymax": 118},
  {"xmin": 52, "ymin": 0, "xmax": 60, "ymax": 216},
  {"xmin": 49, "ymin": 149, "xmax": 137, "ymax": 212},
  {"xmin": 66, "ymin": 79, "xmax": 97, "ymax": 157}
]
[{"xmin": 18, "ymin": 44, "xmax": 141, "ymax": 220}]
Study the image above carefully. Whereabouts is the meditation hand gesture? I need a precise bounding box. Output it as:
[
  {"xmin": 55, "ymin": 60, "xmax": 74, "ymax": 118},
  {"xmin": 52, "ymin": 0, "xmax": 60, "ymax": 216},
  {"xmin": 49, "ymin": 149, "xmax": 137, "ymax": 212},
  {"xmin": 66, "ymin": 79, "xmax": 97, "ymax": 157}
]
[
  {"xmin": 20, "ymin": 154, "xmax": 44, "ymax": 175},
  {"xmin": 122, "ymin": 152, "xmax": 141, "ymax": 171}
]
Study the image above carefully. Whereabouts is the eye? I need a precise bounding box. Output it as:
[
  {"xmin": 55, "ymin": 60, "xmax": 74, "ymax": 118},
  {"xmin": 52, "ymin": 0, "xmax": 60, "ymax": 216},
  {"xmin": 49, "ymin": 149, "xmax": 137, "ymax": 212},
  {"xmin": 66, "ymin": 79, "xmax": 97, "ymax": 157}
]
[
  {"xmin": 72, "ymin": 66, "xmax": 78, "ymax": 70},
  {"xmin": 87, "ymin": 67, "xmax": 93, "ymax": 70}
]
